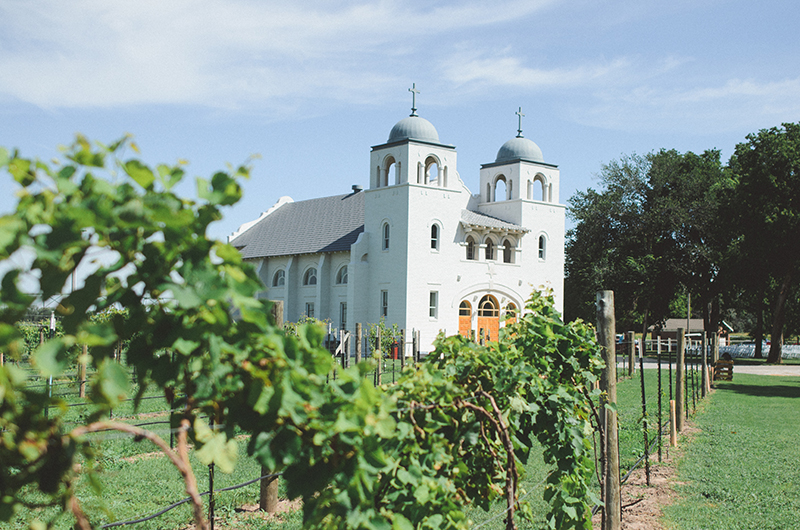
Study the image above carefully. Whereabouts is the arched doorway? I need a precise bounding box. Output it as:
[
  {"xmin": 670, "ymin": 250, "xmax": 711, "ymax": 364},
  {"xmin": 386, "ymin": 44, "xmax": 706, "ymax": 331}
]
[
  {"xmin": 477, "ymin": 295, "xmax": 500, "ymax": 342},
  {"xmin": 459, "ymin": 300, "xmax": 472, "ymax": 338}
]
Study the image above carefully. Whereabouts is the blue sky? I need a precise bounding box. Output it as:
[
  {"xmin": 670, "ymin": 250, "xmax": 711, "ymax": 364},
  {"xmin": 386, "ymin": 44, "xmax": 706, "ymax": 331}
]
[{"xmin": 2, "ymin": 0, "xmax": 799, "ymax": 242}]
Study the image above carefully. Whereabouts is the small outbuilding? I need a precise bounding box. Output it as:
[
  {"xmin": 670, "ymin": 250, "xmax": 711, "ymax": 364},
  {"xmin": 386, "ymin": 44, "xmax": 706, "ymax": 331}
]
[{"xmin": 651, "ymin": 318, "xmax": 733, "ymax": 345}]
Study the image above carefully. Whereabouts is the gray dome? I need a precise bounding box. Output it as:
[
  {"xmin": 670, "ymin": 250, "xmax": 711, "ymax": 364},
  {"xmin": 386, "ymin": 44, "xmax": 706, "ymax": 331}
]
[
  {"xmin": 495, "ymin": 136, "xmax": 544, "ymax": 163},
  {"xmin": 388, "ymin": 116, "xmax": 440, "ymax": 143}
]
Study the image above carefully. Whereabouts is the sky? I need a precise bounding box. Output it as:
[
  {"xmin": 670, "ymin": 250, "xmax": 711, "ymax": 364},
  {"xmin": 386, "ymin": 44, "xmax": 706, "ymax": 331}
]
[{"xmin": 1, "ymin": 0, "xmax": 799, "ymax": 242}]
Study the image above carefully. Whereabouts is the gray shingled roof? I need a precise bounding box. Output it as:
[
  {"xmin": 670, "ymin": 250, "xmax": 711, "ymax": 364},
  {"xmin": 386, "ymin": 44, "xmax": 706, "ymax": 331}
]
[
  {"xmin": 231, "ymin": 192, "xmax": 365, "ymax": 259},
  {"xmin": 460, "ymin": 209, "xmax": 528, "ymax": 232}
]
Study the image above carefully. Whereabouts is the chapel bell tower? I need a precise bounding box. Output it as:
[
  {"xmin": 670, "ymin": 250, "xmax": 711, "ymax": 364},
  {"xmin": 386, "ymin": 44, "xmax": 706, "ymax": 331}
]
[{"xmin": 369, "ymin": 84, "xmax": 458, "ymax": 190}]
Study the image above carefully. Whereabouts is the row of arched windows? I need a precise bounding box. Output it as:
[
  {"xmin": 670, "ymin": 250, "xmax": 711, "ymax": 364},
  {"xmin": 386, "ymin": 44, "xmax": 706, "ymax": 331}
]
[
  {"xmin": 465, "ymin": 235, "xmax": 517, "ymax": 263},
  {"xmin": 464, "ymin": 234, "xmax": 547, "ymax": 262},
  {"xmin": 486, "ymin": 174, "xmax": 551, "ymax": 202},
  {"xmin": 376, "ymin": 155, "xmax": 448, "ymax": 188},
  {"xmin": 459, "ymin": 298, "xmax": 517, "ymax": 318},
  {"xmin": 271, "ymin": 265, "xmax": 348, "ymax": 287}
]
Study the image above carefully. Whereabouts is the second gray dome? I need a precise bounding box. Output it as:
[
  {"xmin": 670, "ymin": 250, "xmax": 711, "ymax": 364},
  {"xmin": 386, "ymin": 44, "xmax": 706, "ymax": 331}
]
[{"xmin": 495, "ymin": 136, "xmax": 544, "ymax": 163}]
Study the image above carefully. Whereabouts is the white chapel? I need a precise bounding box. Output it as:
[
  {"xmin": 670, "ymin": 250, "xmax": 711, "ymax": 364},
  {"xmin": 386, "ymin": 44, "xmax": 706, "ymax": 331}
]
[{"xmin": 229, "ymin": 94, "xmax": 565, "ymax": 352}]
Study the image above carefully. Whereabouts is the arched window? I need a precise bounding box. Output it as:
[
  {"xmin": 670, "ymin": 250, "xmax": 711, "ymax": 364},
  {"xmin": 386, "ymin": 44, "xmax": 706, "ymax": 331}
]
[
  {"xmin": 272, "ymin": 269, "xmax": 285, "ymax": 287},
  {"xmin": 459, "ymin": 300, "xmax": 471, "ymax": 316},
  {"xmin": 485, "ymin": 238, "xmax": 495, "ymax": 261},
  {"xmin": 494, "ymin": 176, "xmax": 507, "ymax": 201},
  {"xmin": 502, "ymin": 239, "xmax": 514, "ymax": 263},
  {"xmin": 382, "ymin": 156, "xmax": 397, "ymax": 187},
  {"xmin": 466, "ymin": 235, "xmax": 476, "ymax": 260},
  {"xmin": 303, "ymin": 267, "xmax": 317, "ymax": 286},
  {"xmin": 538, "ymin": 235, "xmax": 547, "ymax": 260},
  {"xmin": 425, "ymin": 156, "xmax": 439, "ymax": 186},
  {"xmin": 478, "ymin": 295, "xmax": 499, "ymax": 317},
  {"xmin": 534, "ymin": 175, "xmax": 546, "ymax": 201},
  {"xmin": 382, "ymin": 223, "xmax": 390, "ymax": 250},
  {"xmin": 430, "ymin": 224, "xmax": 440, "ymax": 250},
  {"xmin": 336, "ymin": 265, "xmax": 348, "ymax": 285}
]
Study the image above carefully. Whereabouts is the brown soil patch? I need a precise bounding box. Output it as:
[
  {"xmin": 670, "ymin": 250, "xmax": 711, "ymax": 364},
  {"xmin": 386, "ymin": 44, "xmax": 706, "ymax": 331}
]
[
  {"xmin": 121, "ymin": 450, "xmax": 165, "ymax": 463},
  {"xmin": 591, "ymin": 426, "xmax": 697, "ymax": 529},
  {"xmin": 236, "ymin": 498, "xmax": 302, "ymax": 516}
]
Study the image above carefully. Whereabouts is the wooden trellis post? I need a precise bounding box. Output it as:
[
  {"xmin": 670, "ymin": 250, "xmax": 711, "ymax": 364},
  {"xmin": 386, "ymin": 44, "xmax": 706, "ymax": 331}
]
[
  {"xmin": 596, "ymin": 290, "xmax": 620, "ymax": 530},
  {"xmin": 261, "ymin": 301, "xmax": 283, "ymax": 513}
]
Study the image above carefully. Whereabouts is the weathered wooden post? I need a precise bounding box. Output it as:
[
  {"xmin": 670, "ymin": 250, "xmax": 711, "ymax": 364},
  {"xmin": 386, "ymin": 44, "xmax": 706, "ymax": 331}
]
[
  {"xmin": 676, "ymin": 327, "xmax": 685, "ymax": 433},
  {"xmin": 627, "ymin": 331, "xmax": 635, "ymax": 376},
  {"xmin": 355, "ymin": 323, "xmax": 362, "ymax": 364},
  {"xmin": 261, "ymin": 301, "xmax": 283, "ymax": 513},
  {"xmin": 701, "ymin": 331, "xmax": 708, "ymax": 398},
  {"xmin": 597, "ymin": 291, "xmax": 620, "ymax": 530},
  {"xmin": 712, "ymin": 333, "xmax": 720, "ymax": 364}
]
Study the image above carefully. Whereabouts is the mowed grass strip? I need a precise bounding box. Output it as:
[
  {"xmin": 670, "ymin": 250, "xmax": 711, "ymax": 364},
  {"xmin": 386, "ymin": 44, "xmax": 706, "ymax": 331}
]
[{"xmin": 663, "ymin": 374, "xmax": 800, "ymax": 530}]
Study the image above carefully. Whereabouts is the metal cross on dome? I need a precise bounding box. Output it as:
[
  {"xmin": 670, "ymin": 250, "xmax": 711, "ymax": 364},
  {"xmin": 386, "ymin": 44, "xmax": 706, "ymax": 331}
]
[
  {"xmin": 516, "ymin": 107, "xmax": 525, "ymax": 138},
  {"xmin": 409, "ymin": 83, "xmax": 420, "ymax": 116}
]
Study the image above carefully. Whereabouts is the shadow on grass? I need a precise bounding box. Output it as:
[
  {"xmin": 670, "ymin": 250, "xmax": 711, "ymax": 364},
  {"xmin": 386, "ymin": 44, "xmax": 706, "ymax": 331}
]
[{"xmin": 716, "ymin": 379, "xmax": 800, "ymax": 399}]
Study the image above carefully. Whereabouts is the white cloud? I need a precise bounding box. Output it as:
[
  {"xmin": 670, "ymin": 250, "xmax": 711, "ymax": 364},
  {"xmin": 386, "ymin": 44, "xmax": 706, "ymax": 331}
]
[
  {"xmin": 0, "ymin": 0, "xmax": 556, "ymax": 108},
  {"xmin": 574, "ymin": 76, "xmax": 800, "ymax": 133},
  {"xmin": 440, "ymin": 49, "xmax": 635, "ymax": 90}
]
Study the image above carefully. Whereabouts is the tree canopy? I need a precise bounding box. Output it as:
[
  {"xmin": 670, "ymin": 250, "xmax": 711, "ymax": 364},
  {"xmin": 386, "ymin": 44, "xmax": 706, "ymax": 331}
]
[
  {"xmin": 566, "ymin": 149, "xmax": 728, "ymax": 337},
  {"xmin": 566, "ymin": 122, "xmax": 800, "ymax": 361}
]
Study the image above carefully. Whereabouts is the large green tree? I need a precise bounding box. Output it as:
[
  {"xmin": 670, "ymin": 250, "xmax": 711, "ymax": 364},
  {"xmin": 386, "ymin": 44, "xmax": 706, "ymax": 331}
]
[
  {"xmin": 566, "ymin": 149, "xmax": 729, "ymax": 338},
  {"xmin": 729, "ymin": 123, "xmax": 800, "ymax": 363}
]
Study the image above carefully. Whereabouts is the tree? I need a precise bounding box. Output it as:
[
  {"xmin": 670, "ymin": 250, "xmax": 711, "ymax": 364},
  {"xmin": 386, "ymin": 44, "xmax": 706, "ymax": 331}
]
[
  {"xmin": 1, "ymin": 136, "xmax": 603, "ymax": 529},
  {"xmin": 647, "ymin": 149, "xmax": 732, "ymax": 335},
  {"xmin": 566, "ymin": 149, "xmax": 730, "ymax": 342},
  {"xmin": 729, "ymin": 123, "xmax": 800, "ymax": 363},
  {"xmin": 566, "ymin": 153, "xmax": 665, "ymax": 333}
]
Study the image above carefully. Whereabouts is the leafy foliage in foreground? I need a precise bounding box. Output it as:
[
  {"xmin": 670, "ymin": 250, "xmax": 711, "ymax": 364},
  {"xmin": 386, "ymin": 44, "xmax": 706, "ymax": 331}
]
[{"xmin": 0, "ymin": 137, "xmax": 602, "ymax": 530}]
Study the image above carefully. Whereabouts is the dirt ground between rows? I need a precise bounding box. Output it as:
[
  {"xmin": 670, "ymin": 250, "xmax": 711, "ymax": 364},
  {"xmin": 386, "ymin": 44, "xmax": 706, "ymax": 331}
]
[{"xmin": 591, "ymin": 427, "xmax": 698, "ymax": 530}]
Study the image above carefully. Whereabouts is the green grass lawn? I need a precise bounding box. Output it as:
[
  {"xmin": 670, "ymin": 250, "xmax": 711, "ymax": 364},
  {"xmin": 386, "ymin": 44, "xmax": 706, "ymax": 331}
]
[{"xmin": 663, "ymin": 374, "xmax": 800, "ymax": 529}]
